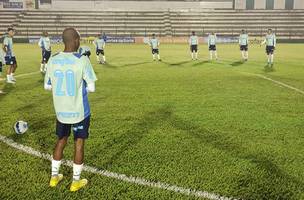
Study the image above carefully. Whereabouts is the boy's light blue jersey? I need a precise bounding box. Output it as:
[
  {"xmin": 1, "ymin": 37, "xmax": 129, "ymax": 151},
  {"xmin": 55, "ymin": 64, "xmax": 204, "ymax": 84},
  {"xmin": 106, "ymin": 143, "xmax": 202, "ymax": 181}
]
[
  {"xmin": 150, "ymin": 38, "xmax": 159, "ymax": 49},
  {"xmin": 38, "ymin": 36, "xmax": 51, "ymax": 51},
  {"xmin": 208, "ymin": 35, "xmax": 217, "ymax": 46},
  {"xmin": 3, "ymin": 36, "xmax": 14, "ymax": 57},
  {"xmin": 94, "ymin": 38, "xmax": 105, "ymax": 50},
  {"xmin": 265, "ymin": 34, "xmax": 276, "ymax": 47},
  {"xmin": 189, "ymin": 35, "xmax": 198, "ymax": 45},
  {"xmin": 44, "ymin": 52, "xmax": 97, "ymax": 124},
  {"xmin": 239, "ymin": 34, "xmax": 249, "ymax": 45}
]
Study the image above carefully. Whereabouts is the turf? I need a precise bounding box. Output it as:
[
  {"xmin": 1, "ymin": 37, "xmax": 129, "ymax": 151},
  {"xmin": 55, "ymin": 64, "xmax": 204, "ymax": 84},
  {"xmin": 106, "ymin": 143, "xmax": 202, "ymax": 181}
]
[{"xmin": 0, "ymin": 43, "xmax": 304, "ymax": 200}]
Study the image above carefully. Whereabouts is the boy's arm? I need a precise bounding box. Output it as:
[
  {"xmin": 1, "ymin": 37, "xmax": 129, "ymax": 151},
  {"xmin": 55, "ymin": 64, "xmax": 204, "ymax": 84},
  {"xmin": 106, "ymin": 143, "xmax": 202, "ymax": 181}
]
[
  {"xmin": 3, "ymin": 38, "xmax": 8, "ymax": 53},
  {"xmin": 83, "ymin": 57, "xmax": 97, "ymax": 93}
]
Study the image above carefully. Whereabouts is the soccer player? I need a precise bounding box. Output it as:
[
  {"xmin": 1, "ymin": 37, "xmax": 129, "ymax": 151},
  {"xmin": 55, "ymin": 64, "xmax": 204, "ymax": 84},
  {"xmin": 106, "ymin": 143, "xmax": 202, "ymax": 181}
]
[
  {"xmin": 93, "ymin": 34, "xmax": 106, "ymax": 64},
  {"xmin": 149, "ymin": 33, "xmax": 161, "ymax": 61},
  {"xmin": 44, "ymin": 28, "xmax": 97, "ymax": 192},
  {"xmin": 239, "ymin": 30, "xmax": 249, "ymax": 61},
  {"xmin": 189, "ymin": 31, "xmax": 199, "ymax": 60},
  {"xmin": 3, "ymin": 28, "xmax": 17, "ymax": 84},
  {"xmin": 261, "ymin": 29, "xmax": 276, "ymax": 67},
  {"xmin": 38, "ymin": 31, "xmax": 51, "ymax": 73},
  {"xmin": 79, "ymin": 46, "xmax": 91, "ymax": 58},
  {"xmin": 208, "ymin": 32, "xmax": 218, "ymax": 61}
]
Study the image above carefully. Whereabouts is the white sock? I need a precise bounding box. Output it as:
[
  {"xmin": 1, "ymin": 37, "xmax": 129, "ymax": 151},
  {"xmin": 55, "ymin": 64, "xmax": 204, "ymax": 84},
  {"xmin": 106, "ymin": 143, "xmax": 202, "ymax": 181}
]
[
  {"xmin": 245, "ymin": 52, "xmax": 248, "ymax": 59},
  {"xmin": 96, "ymin": 55, "xmax": 100, "ymax": 62},
  {"xmin": 191, "ymin": 53, "xmax": 194, "ymax": 59},
  {"xmin": 267, "ymin": 56, "xmax": 270, "ymax": 63},
  {"xmin": 152, "ymin": 54, "xmax": 155, "ymax": 60},
  {"xmin": 99, "ymin": 55, "xmax": 103, "ymax": 62},
  {"xmin": 103, "ymin": 56, "xmax": 106, "ymax": 62},
  {"xmin": 270, "ymin": 54, "xmax": 274, "ymax": 63},
  {"xmin": 73, "ymin": 163, "xmax": 83, "ymax": 181},
  {"xmin": 241, "ymin": 51, "xmax": 245, "ymax": 59},
  {"xmin": 209, "ymin": 51, "xmax": 212, "ymax": 60},
  {"xmin": 7, "ymin": 74, "xmax": 10, "ymax": 80},
  {"xmin": 51, "ymin": 159, "xmax": 62, "ymax": 176},
  {"xmin": 40, "ymin": 64, "xmax": 44, "ymax": 71},
  {"xmin": 157, "ymin": 54, "xmax": 160, "ymax": 60},
  {"xmin": 195, "ymin": 53, "xmax": 198, "ymax": 59}
]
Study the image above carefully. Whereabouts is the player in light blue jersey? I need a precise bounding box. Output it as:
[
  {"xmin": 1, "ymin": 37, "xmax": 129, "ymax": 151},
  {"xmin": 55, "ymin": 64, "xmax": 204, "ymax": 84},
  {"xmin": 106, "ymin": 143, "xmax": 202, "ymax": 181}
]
[
  {"xmin": 208, "ymin": 32, "xmax": 218, "ymax": 61},
  {"xmin": 239, "ymin": 30, "xmax": 249, "ymax": 61},
  {"xmin": 93, "ymin": 34, "xmax": 106, "ymax": 64},
  {"xmin": 79, "ymin": 46, "xmax": 91, "ymax": 58},
  {"xmin": 44, "ymin": 28, "xmax": 97, "ymax": 192},
  {"xmin": 38, "ymin": 31, "xmax": 52, "ymax": 73},
  {"xmin": 261, "ymin": 29, "xmax": 276, "ymax": 67},
  {"xmin": 149, "ymin": 33, "xmax": 161, "ymax": 61},
  {"xmin": 189, "ymin": 31, "xmax": 199, "ymax": 60},
  {"xmin": 3, "ymin": 28, "xmax": 17, "ymax": 84}
]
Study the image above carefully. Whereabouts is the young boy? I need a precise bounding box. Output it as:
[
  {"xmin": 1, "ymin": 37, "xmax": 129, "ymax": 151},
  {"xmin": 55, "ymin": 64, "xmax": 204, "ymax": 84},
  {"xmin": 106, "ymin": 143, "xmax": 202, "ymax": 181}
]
[
  {"xmin": 93, "ymin": 34, "xmax": 106, "ymax": 64},
  {"xmin": 3, "ymin": 28, "xmax": 17, "ymax": 84},
  {"xmin": 261, "ymin": 29, "xmax": 276, "ymax": 67},
  {"xmin": 149, "ymin": 34, "xmax": 161, "ymax": 61},
  {"xmin": 38, "ymin": 31, "xmax": 52, "ymax": 73},
  {"xmin": 208, "ymin": 32, "xmax": 218, "ymax": 61},
  {"xmin": 239, "ymin": 30, "xmax": 249, "ymax": 61},
  {"xmin": 189, "ymin": 31, "xmax": 199, "ymax": 60},
  {"xmin": 44, "ymin": 28, "xmax": 97, "ymax": 192}
]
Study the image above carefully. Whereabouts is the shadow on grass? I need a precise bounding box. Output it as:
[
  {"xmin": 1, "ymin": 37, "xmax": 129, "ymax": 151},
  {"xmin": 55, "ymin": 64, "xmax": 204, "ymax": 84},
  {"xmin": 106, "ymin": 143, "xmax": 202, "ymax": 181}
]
[
  {"xmin": 166, "ymin": 110, "xmax": 303, "ymax": 200},
  {"xmin": 101, "ymin": 61, "xmax": 151, "ymax": 69},
  {"xmin": 162, "ymin": 60, "xmax": 192, "ymax": 67},
  {"xmin": 192, "ymin": 60, "xmax": 209, "ymax": 67},
  {"xmin": 88, "ymin": 107, "xmax": 172, "ymax": 168},
  {"xmin": 264, "ymin": 65, "xmax": 275, "ymax": 73},
  {"xmin": 230, "ymin": 61, "xmax": 245, "ymax": 67},
  {"xmin": 92, "ymin": 105, "xmax": 303, "ymax": 199}
]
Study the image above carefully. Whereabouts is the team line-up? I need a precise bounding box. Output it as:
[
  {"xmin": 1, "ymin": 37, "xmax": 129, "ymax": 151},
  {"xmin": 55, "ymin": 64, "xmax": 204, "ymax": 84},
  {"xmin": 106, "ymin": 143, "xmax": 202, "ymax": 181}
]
[{"xmin": 1, "ymin": 28, "xmax": 276, "ymax": 84}]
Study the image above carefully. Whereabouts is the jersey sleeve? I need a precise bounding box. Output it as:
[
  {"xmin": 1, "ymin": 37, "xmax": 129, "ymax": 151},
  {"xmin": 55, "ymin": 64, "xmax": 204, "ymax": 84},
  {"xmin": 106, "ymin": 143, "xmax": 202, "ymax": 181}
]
[
  {"xmin": 3, "ymin": 37, "xmax": 8, "ymax": 47},
  {"xmin": 83, "ymin": 57, "xmax": 97, "ymax": 84}
]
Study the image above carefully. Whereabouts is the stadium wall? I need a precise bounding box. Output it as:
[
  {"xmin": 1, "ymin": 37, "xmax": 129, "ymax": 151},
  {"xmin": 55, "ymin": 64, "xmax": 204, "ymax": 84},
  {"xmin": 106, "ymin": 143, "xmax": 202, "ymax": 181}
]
[{"xmin": 49, "ymin": 0, "xmax": 233, "ymax": 11}]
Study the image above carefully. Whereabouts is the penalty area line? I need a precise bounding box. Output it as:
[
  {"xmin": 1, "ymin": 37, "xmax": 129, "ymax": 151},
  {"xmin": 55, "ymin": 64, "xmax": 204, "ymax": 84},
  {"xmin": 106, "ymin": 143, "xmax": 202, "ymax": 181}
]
[
  {"xmin": 0, "ymin": 135, "xmax": 237, "ymax": 200},
  {"xmin": 240, "ymin": 72, "xmax": 304, "ymax": 95}
]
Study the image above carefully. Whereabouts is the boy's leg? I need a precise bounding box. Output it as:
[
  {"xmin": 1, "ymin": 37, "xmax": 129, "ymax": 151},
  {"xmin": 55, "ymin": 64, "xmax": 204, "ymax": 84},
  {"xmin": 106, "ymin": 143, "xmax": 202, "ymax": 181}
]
[
  {"xmin": 50, "ymin": 121, "xmax": 71, "ymax": 187},
  {"xmin": 214, "ymin": 51, "xmax": 218, "ymax": 60},
  {"xmin": 70, "ymin": 116, "xmax": 90, "ymax": 192}
]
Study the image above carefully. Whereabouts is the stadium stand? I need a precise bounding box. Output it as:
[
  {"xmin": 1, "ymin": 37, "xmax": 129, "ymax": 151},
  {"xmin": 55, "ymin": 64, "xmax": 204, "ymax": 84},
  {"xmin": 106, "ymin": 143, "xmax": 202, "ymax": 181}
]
[{"xmin": 1, "ymin": 9, "xmax": 304, "ymax": 39}]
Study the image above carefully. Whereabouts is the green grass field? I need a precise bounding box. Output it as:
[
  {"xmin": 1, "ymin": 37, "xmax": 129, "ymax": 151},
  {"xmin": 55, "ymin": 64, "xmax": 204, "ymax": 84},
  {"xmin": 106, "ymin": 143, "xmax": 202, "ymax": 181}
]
[{"xmin": 0, "ymin": 43, "xmax": 304, "ymax": 200}]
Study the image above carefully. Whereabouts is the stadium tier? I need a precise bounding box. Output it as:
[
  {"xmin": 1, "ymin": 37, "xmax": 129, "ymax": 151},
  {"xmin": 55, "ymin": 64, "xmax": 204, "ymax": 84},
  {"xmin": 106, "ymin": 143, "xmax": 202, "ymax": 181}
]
[{"xmin": 1, "ymin": 9, "xmax": 304, "ymax": 39}]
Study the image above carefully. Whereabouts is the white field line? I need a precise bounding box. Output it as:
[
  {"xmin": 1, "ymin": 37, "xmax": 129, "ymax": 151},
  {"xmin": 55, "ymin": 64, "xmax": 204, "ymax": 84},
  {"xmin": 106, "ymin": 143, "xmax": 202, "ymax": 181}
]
[
  {"xmin": 0, "ymin": 135, "xmax": 237, "ymax": 200},
  {"xmin": 14, "ymin": 71, "xmax": 41, "ymax": 78},
  {"xmin": 241, "ymin": 72, "xmax": 304, "ymax": 95}
]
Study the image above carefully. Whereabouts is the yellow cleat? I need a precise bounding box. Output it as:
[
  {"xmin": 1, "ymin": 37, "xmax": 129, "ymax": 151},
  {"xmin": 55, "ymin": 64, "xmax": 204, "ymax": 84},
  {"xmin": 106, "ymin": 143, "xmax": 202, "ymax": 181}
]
[
  {"xmin": 49, "ymin": 174, "xmax": 63, "ymax": 187},
  {"xmin": 70, "ymin": 179, "xmax": 88, "ymax": 192}
]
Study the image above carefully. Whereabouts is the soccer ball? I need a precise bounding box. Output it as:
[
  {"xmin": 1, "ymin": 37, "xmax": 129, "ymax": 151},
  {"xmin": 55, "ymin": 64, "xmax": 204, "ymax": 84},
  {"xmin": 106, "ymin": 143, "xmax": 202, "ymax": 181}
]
[{"xmin": 14, "ymin": 121, "xmax": 28, "ymax": 135}]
